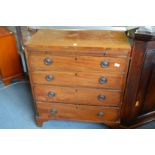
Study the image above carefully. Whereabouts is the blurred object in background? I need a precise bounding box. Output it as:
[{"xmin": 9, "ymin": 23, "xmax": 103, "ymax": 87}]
[
  {"xmin": 0, "ymin": 27, "xmax": 23, "ymax": 85},
  {"xmin": 7, "ymin": 26, "xmax": 38, "ymax": 74}
]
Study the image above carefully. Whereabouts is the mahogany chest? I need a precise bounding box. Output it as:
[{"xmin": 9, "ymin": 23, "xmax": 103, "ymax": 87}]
[{"xmin": 25, "ymin": 29, "xmax": 131, "ymax": 127}]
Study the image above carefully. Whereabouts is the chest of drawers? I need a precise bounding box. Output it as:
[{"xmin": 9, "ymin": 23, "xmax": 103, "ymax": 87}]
[{"xmin": 25, "ymin": 29, "xmax": 131, "ymax": 128}]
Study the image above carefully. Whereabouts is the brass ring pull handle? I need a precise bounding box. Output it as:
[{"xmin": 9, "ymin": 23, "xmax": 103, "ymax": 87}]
[
  {"xmin": 98, "ymin": 94, "xmax": 106, "ymax": 101},
  {"xmin": 99, "ymin": 77, "xmax": 107, "ymax": 84},
  {"xmin": 100, "ymin": 61, "xmax": 109, "ymax": 68},
  {"xmin": 44, "ymin": 57, "xmax": 52, "ymax": 65},
  {"xmin": 50, "ymin": 109, "xmax": 57, "ymax": 115},
  {"xmin": 45, "ymin": 75, "xmax": 54, "ymax": 81},
  {"xmin": 48, "ymin": 91, "xmax": 56, "ymax": 97},
  {"xmin": 97, "ymin": 112, "xmax": 104, "ymax": 117}
]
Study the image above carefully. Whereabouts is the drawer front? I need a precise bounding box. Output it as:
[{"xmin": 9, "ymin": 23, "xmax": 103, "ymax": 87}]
[
  {"xmin": 34, "ymin": 85, "xmax": 121, "ymax": 106},
  {"xmin": 29, "ymin": 54, "xmax": 128, "ymax": 73},
  {"xmin": 36, "ymin": 102, "xmax": 120, "ymax": 123},
  {"xmin": 31, "ymin": 71, "xmax": 124, "ymax": 89}
]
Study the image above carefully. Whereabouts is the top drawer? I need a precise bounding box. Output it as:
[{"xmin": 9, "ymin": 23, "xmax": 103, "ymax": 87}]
[{"xmin": 28, "ymin": 53, "xmax": 129, "ymax": 73}]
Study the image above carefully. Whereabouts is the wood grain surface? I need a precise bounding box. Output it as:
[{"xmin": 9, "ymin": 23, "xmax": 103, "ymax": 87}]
[
  {"xmin": 33, "ymin": 85, "xmax": 122, "ymax": 106},
  {"xmin": 25, "ymin": 29, "xmax": 131, "ymax": 52},
  {"xmin": 31, "ymin": 70, "xmax": 124, "ymax": 89},
  {"xmin": 36, "ymin": 102, "xmax": 120, "ymax": 123},
  {"xmin": 29, "ymin": 53, "xmax": 128, "ymax": 73}
]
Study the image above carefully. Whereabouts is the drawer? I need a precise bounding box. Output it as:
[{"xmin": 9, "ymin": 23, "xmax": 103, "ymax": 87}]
[
  {"xmin": 29, "ymin": 53, "xmax": 128, "ymax": 73},
  {"xmin": 36, "ymin": 102, "xmax": 120, "ymax": 123},
  {"xmin": 31, "ymin": 70, "xmax": 124, "ymax": 89},
  {"xmin": 33, "ymin": 85, "xmax": 122, "ymax": 106}
]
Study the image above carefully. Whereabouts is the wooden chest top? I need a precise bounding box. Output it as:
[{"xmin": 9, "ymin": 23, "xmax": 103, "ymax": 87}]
[{"xmin": 25, "ymin": 29, "xmax": 131, "ymax": 53}]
